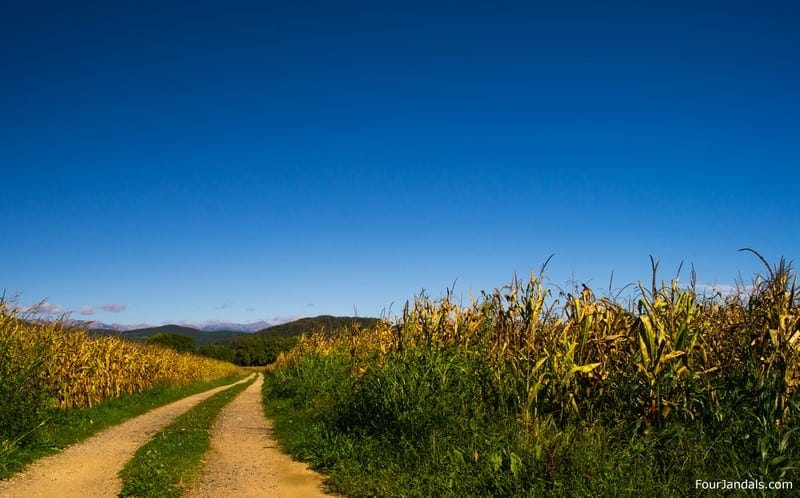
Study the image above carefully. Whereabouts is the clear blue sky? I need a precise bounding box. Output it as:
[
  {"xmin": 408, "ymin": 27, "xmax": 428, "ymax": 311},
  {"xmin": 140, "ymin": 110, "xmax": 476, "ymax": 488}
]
[{"xmin": 2, "ymin": 1, "xmax": 798, "ymax": 327}]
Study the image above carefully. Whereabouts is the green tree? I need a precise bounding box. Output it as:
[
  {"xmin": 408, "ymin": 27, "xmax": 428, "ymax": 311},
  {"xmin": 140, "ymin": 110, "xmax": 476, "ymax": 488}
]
[
  {"xmin": 198, "ymin": 344, "xmax": 236, "ymax": 363},
  {"xmin": 145, "ymin": 333, "xmax": 197, "ymax": 354}
]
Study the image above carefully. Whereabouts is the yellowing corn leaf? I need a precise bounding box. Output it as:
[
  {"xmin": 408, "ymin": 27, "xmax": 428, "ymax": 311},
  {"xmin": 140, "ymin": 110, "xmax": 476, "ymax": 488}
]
[{"xmin": 570, "ymin": 362, "xmax": 601, "ymax": 374}]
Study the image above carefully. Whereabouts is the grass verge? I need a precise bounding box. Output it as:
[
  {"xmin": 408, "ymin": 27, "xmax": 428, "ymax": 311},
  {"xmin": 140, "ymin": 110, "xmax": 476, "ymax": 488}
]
[
  {"xmin": 0, "ymin": 372, "xmax": 248, "ymax": 479},
  {"xmin": 118, "ymin": 374, "xmax": 257, "ymax": 497}
]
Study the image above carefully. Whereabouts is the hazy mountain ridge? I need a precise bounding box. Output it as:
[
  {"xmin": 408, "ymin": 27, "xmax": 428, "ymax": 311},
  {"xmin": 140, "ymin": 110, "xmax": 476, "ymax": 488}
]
[
  {"xmin": 83, "ymin": 320, "xmax": 272, "ymax": 333},
  {"xmin": 87, "ymin": 324, "xmax": 249, "ymax": 347},
  {"xmin": 85, "ymin": 315, "xmax": 381, "ymax": 347},
  {"xmin": 197, "ymin": 320, "xmax": 273, "ymax": 332},
  {"xmin": 251, "ymin": 315, "xmax": 381, "ymax": 338}
]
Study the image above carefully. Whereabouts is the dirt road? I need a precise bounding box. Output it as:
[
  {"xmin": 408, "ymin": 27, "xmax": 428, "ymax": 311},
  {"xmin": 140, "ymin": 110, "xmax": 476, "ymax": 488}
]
[
  {"xmin": 185, "ymin": 374, "xmax": 335, "ymax": 497},
  {"xmin": 0, "ymin": 375, "xmax": 255, "ymax": 498},
  {"xmin": 0, "ymin": 373, "xmax": 336, "ymax": 498}
]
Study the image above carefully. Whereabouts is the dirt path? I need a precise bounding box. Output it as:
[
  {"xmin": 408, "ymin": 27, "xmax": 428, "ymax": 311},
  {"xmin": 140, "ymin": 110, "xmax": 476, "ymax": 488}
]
[
  {"xmin": 0, "ymin": 374, "xmax": 255, "ymax": 498},
  {"xmin": 184, "ymin": 373, "xmax": 337, "ymax": 498}
]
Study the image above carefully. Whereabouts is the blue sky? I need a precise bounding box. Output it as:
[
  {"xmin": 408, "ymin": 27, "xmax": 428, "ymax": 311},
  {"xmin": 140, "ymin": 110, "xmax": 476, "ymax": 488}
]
[{"xmin": 2, "ymin": 1, "xmax": 798, "ymax": 327}]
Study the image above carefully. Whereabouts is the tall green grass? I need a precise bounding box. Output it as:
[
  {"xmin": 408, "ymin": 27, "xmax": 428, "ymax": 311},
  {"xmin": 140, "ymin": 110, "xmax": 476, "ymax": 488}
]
[{"xmin": 263, "ymin": 252, "xmax": 799, "ymax": 496}]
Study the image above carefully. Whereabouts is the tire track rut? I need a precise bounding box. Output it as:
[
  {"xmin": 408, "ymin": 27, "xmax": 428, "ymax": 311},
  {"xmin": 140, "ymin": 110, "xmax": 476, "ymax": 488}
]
[
  {"xmin": 0, "ymin": 374, "xmax": 254, "ymax": 498},
  {"xmin": 185, "ymin": 373, "xmax": 337, "ymax": 498}
]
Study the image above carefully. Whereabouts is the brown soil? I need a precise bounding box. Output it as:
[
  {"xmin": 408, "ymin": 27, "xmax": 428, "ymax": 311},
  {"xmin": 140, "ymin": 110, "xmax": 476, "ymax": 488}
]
[
  {"xmin": 0, "ymin": 375, "xmax": 254, "ymax": 498},
  {"xmin": 184, "ymin": 373, "xmax": 337, "ymax": 498}
]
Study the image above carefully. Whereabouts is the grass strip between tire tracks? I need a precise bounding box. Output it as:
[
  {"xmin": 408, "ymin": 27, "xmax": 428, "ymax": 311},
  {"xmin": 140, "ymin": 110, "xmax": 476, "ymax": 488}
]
[
  {"xmin": 118, "ymin": 373, "xmax": 258, "ymax": 497},
  {"xmin": 1, "ymin": 372, "xmax": 249, "ymax": 479}
]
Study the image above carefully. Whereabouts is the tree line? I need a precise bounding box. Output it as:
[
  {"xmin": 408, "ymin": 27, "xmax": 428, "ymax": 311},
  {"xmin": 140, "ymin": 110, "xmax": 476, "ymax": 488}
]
[{"xmin": 146, "ymin": 333, "xmax": 298, "ymax": 366}]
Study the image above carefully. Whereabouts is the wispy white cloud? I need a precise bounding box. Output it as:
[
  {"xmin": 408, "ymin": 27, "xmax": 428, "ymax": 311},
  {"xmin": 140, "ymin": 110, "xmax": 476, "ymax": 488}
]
[
  {"xmin": 20, "ymin": 301, "xmax": 126, "ymax": 316},
  {"xmin": 696, "ymin": 283, "xmax": 751, "ymax": 296},
  {"xmin": 216, "ymin": 300, "xmax": 234, "ymax": 310},
  {"xmin": 28, "ymin": 301, "xmax": 70, "ymax": 315},
  {"xmin": 101, "ymin": 303, "xmax": 127, "ymax": 313},
  {"xmin": 245, "ymin": 307, "xmax": 256, "ymax": 312}
]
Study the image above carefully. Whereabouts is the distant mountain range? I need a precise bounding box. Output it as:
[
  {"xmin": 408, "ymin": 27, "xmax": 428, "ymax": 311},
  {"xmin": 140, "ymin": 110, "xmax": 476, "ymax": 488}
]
[
  {"xmin": 88, "ymin": 324, "xmax": 248, "ymax": 346},
  {"xmin": 81, "ymin": 320, "xmax": 273, "ymax": 333},
  {"xmin": 197, "ymin": 321, "xmax": 274, "ymax": 332},
  {"xmin": 86, "ymin": 315, "xmax": 381, "ymax": 347}
]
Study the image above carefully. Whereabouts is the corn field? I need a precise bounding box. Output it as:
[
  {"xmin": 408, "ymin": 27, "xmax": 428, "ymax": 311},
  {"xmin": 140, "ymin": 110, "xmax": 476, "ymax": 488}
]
[
  {"xmin": 0, "ymin": 302, "xmax": 240, "ymax": 413},
  {"xmin": 271, "ymin": 251, "xmax": 799, "ymax": 487}
]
